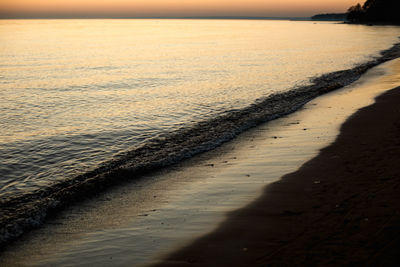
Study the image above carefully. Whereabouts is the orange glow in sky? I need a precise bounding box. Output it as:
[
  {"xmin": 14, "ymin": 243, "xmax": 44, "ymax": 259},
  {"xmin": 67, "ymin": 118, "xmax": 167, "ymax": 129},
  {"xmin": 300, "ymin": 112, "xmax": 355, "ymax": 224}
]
[{"xmin": 0, "ymin": 0, "xmax": 361, "ymax": 17}]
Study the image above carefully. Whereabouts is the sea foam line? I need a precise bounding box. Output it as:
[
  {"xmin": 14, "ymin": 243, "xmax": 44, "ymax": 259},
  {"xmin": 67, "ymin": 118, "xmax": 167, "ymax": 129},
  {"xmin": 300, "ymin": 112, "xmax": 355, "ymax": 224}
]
[{"xmin": 1, "ymin": 42, "xmax": 399, "ymax": 249}]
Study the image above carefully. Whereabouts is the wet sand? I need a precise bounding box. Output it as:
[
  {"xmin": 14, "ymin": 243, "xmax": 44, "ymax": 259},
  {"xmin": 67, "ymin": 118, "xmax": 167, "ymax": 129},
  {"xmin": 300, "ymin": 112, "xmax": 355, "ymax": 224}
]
[
  {"xmin": 156, "ymin": 90, "xmax": 400, "ymax": 264},
  {"xmin": 1, "ymin": 59, "xmax": 400, "ymax": 266}
]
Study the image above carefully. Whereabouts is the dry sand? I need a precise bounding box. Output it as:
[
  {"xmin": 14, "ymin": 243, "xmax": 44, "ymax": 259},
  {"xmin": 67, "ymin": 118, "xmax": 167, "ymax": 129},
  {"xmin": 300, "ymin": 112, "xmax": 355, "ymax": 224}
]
[{"xmin": 156, "ymin": 87, "xmax": 400, "ymax": 266}]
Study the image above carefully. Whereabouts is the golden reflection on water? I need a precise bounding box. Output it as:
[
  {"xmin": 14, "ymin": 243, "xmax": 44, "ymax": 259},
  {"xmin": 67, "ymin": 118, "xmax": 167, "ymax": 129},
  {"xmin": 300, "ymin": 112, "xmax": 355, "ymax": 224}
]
[
  {"xmin": 1, "ymin": 20, "xmax": 399, "ymax": 143},
  {"xmin": 0, "ymin": 19, "xmax": 399, "ymax": 195}
]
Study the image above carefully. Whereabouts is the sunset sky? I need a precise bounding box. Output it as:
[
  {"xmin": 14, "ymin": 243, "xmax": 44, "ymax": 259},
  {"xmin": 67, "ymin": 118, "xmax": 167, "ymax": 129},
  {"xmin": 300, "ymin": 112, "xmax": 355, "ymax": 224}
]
[{"xmin": 1, "ymin": 0, "xmax": 360, "ymax": 18}]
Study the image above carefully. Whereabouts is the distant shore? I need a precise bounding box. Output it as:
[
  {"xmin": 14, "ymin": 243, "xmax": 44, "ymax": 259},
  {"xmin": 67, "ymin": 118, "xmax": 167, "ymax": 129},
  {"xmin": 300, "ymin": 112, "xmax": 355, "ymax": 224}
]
[{"xmin": 156, "ymin": 85, "xmax": 400, "ymax": 266}]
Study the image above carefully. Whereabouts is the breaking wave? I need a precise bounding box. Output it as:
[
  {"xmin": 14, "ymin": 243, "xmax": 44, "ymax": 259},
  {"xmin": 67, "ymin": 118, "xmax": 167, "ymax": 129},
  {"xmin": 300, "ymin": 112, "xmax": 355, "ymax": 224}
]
[{"xmin": 1, "ymin": 43, "xmax": 399, "ymax": 248}]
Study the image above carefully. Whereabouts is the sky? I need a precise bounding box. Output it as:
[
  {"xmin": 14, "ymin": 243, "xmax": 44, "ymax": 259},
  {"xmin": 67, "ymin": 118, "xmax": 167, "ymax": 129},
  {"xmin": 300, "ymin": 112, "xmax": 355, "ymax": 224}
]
[{"xmin": 0, "ymin": 0, "xmax": 361, "ymax": 18}]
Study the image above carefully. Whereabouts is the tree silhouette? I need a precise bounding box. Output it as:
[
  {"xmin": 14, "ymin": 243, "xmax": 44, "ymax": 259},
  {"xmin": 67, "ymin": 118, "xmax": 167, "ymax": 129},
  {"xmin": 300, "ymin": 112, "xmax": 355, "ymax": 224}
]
[
  {"xmin": 347, "ymin": 3, "xmax": 364, "ymax": 22},
  {"xmin": 346, "ymin": 0, "xmax": 400, "ymax": 24}
]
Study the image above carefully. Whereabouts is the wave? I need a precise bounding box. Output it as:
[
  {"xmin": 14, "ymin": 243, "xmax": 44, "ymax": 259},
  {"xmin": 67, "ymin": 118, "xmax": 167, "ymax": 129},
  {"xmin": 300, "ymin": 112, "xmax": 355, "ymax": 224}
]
[{"xmin": 1, "ymin": 42, "xmax": 399, "ymax": 249}]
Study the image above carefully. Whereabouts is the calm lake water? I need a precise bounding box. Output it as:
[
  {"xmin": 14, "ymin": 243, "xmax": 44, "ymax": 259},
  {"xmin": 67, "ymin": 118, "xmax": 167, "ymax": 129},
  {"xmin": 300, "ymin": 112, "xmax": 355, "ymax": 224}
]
[{"xmin": 0, "ymin": 19, "xmax": 399, "ymax": 198}]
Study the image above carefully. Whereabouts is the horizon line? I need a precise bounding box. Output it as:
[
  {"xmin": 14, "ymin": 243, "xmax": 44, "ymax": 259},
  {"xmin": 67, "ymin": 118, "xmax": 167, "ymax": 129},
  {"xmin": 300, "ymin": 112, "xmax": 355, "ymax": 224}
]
[{"xmin": 0, "ymin": 15, "xmax": 314, "ymax": 20}]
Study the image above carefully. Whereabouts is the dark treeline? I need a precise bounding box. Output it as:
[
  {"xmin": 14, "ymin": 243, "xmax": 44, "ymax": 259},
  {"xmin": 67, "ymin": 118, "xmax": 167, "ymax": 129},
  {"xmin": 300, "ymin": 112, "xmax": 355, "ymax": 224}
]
[
  {"xmin": 311, "ymin": 13, "xmax": 347, "ymax": 21},
  {"xmin": 347, "ymin": 0, "xmax": 400, "ymax": 24}
]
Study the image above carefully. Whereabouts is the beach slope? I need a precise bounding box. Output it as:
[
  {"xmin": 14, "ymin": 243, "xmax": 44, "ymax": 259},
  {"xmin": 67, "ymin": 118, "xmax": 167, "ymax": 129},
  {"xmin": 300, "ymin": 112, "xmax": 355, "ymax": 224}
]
[{"xmin": 156, "ymin": 86, "xmax": 400, "ymax": 266}]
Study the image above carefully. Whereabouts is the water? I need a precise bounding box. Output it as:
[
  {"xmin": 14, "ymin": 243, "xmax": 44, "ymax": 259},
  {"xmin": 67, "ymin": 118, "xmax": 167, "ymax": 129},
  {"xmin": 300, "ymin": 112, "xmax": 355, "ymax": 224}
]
[{"xmin": 0, "ymin": 19, "xmax": 399, "ymax": 200}]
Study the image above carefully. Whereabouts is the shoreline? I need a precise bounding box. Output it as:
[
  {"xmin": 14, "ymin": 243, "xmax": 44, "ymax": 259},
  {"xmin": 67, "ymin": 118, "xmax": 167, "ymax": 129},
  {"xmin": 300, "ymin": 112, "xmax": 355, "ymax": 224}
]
[
  {"xmin": 156, "ymin": 85, "xmax": 400, "ymax": 266},
  {"xmin": 1, "ymin": 58, "xmax": 400, "ymax": 265},
  {"xmin": 1, "ymin": 42, "xmax": 400, "ymax": 249}
]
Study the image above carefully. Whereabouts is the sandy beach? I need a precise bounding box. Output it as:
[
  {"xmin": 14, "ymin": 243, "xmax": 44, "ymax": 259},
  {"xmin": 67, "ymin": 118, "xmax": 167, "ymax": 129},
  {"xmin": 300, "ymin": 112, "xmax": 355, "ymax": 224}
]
[
  {"xmin": 1, "ymin": 56, "xmax": 399, "ymax": 266},
  {"xmin": 156, "ymin": 89, "xmax": 400, "ymax": 264}
]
